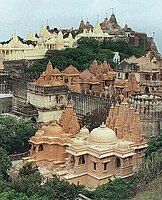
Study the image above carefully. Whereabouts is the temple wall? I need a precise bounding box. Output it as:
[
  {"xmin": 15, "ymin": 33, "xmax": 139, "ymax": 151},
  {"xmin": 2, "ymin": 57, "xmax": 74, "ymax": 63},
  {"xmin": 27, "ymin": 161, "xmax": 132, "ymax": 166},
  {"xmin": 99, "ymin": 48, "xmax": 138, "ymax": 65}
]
[
  {"xmin": 38, "ymin": 109, "xmax": 63, "ymax": 122},
  {"xmin": 27, "ymin": 92, "xmax": 67, "ymax": 108},
  {"xmin": 141, "ymin": 119, "xmax": 160, "ymax": 138},
  {"xmin": 129, "ymin": 95, "xmax": 162, "ymax": 139},
  {"xmin": 1, "ymin": 47, "xmax": 46, "ymax": 61},
  {"xmin": 71, "ymin": 92, "xmax": 112, "ymax": 117}
]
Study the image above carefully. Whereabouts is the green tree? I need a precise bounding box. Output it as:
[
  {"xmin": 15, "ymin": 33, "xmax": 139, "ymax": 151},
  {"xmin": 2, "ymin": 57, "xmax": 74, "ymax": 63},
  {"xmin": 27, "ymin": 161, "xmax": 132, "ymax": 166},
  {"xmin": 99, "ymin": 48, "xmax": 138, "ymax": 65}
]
[
  {"xmin": 82, "ymin": 108, "xmax": 108, "ymax": 131},
  {"xmin": 93, "ymin": 178, "xmax": 131, "ymax": 200},
  {"xmin": 0, "ymin": 116, "xmax": 37, "ymax": 154},
  {"xmin": 41, "ymin": 175, "xmax": 84, "ymax": 200},
  {"xmin": 0, "ymin": 189, "xmax": 47, "ymax": 200},
  {"xmin": 145, "ymin": 133, "xmax": 162, "ymax": 156},
  {"xmin": 19, "ymin": 162, "xmax": 39, "ymax": 177},
  {"xmin": 10, "ymin": 172, "xmax": 42, "ymax": 197},
  {"xmin": 0, "ymin": 148, "xmax": 11, "ymax": 179},
  {"xmin": 138, "ymin": 151, "xmax": 162, "ymax": 185}
]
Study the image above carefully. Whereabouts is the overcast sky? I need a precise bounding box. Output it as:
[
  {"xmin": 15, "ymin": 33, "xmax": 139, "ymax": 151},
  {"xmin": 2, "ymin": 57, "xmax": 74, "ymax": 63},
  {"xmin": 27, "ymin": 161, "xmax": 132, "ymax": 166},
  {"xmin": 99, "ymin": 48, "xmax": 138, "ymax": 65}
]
[{"xmin": 0, "ymin": 0, "xmax": 162, "ymax": 53}]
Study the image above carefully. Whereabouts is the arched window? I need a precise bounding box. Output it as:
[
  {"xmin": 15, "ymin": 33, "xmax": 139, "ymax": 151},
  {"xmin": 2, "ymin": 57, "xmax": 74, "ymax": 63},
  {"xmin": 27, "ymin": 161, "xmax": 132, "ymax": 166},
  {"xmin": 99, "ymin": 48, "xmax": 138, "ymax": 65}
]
[
  {"xmin": 145, "ymin": 73, "xmax": 150, "ymax": 81},
  {"xmin": 31, "ymin": 117, "xmax": 36, "ymax": 123},
  {"xmin": 38, "ymin": 144, "xmax": 44, "ymax": 151},
  {"xmin": 70, "ymin": 155, "xmax": 75, "ymax": 163},
  {"xmin": 145, "ymin": 86, "xmax": 150, "ymax": 94},
  {"xmin": 93, "ymin": 162, "xmax": 97, "ymax": 170},
  {"xmin": 125, "ymin": 72, "xmax": 129, "ymax": 80},
  {"xmin": 78, "ymin": 155, "xmax": 85, "ymax": 164},
  {"xmin": 152, "ymin": 74, "xmax": 157, "ymax": 81},
  {"xmin": 65, "ymin": 77, "xmax": 68, "ymax": 83},
  {"xmin": 33, "ymin": 145, "xmax": 36, "ymax": 152},
  {"xmin": 115, "ymin": 157, "xmax": 121, "ymax": 168},
  {"xmin": 103, "ymin": 162, "xmax": 108, "ymax": 171}
]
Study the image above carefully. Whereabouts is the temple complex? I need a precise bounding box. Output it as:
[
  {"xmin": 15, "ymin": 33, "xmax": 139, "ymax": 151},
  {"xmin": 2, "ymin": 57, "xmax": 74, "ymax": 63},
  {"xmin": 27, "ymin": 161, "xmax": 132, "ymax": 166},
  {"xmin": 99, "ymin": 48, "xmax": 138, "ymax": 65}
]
[
  {"xmin": 0, "ymin": 13, "xmax": 149, "ymax": 61},
  {"xmin": 117, "ymin": 51, "xmax": 162, "ymax": 95},
  {"xmin": 0, "ymin": 35, "xmax": 47, "ymax": 60},
  {"xmin": 25, "ymin": 99, "xmax": 147, "ymax": 189},
  {"xmin": 129, "ymin": 94, "xmax": 162, "ymax": 138},
  {"xmin": 26, "ymin": 60, "xmax": 117, "ymax": 122}
]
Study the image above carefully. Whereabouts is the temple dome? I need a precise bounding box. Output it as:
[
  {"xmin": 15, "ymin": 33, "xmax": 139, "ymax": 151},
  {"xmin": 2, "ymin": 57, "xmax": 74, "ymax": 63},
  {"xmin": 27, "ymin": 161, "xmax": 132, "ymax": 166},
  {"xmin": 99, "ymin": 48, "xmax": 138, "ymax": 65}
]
[
  {"xmin": 117, "ymin": 140, "xmax": 130, "ymax": 149},
  {"xmin": 89, "ymin": 123, "xmax": 117, "ymax": 143},
  {"xmin": 43, "ymin": 122, "xmax": 64, "ymax": 137},
  {"xmin": 79, "ymin": 126, "xmax": 89, "ymax": 136},
  {"xmin": 35, "ymin": 130, "xmax": 44, "ymax": 137},
  {"xmin": 72, "ymin": 138, "xmax": 84, "ymax": 146}
]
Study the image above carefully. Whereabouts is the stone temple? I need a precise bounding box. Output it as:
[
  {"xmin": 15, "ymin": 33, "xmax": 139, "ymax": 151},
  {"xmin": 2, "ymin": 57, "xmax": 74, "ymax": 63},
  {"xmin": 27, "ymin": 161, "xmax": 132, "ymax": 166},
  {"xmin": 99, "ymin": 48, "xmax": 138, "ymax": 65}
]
[{"xmin": 24, "ymin": 99, "xmax": 147, "ymax": 189}]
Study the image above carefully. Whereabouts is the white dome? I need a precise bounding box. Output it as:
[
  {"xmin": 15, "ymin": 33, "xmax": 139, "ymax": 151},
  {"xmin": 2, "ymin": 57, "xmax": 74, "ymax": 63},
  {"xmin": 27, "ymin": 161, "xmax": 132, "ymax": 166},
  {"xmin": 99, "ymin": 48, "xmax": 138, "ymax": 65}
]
[
  {"xmin": 117, "ymin": 140, "xmax": 129, "ymax": 149},
  {"xmin": 89, "ymin": 123, "xmax": 117, "ymax": 143},
  {"xmin": 79, "ymin": 126, "xmax": 89, "ymax": 135},
  {"xmin": 72, "ymin": 138, "xmax": 84, "ymax": 146}
]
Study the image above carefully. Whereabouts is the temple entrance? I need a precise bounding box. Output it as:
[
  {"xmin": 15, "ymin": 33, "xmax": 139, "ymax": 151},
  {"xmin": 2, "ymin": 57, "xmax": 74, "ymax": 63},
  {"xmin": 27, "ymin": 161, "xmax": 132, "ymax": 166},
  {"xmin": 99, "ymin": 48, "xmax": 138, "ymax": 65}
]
[
  {"xmin": 115, "ymin": 157, "xmax": 121, "ymax": 169},
  {"xmin": 145, "ymin": 86, "xmax": 150, "ymax": 94},
  {"xmin": 125, "ymin": 72, "xmax": 129, "ymax": 80},
  {"xmin": 145, "ymin": 73, "xmax": 150, "ymax": 80},
  {"xmin": 78, "ymin": 155, "xmax": 85, "ymax": 164},
  {"xmin": 152, "ymin": 74, "xmax": 157, "ymax": 81},
  {"xmin": 70, "ymin": 155, "xmax": 75, "ymax": 168}
]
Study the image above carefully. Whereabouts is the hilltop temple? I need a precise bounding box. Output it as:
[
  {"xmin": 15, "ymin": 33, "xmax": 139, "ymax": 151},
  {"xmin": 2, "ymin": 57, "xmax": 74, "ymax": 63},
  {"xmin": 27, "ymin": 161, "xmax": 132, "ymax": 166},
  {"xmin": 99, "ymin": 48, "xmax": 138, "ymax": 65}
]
[
  {"xmin": 0, "ymin": 35, "xmax": 47, "ymax": 60},
  {"xmin": 0, "ymin": 13, "xmax": 147, "ymax": 61}
]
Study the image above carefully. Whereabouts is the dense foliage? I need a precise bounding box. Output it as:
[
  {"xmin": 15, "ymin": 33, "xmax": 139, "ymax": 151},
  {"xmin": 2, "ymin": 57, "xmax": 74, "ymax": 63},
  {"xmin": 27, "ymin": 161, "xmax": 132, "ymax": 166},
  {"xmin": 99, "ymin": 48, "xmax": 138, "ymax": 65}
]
[
  {"xmin": 0, "ymin": 115, "xmax": 37, "ymax": 154},
  {"xmin": 0, "ymin": 148, "xmax": 11, "ymax": 179},
  {"xmin": 92, "ymin": 178, "xmax": 132, "ymax": 200},
  {"xmin": 0, "ymin": 163, "xmax": 84, "ymax": 200},
  {"xmin": 25, "ymin": 38, "xmax": 143, "ymax": 77},
  {"xmin": 145, "ymin": 133, "xmax": 162, "ymax": 156},
  {"xmin": 82, "ymin": 108, "xmax": 108, "ymax": 131}
]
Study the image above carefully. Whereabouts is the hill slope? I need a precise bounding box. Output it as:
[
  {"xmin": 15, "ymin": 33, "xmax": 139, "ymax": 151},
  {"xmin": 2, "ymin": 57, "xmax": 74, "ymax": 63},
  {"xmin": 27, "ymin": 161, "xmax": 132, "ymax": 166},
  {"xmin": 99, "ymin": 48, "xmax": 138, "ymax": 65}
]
[{"xmin": 132, "ymin": 176, "xmax": 162, "ymax": 200}]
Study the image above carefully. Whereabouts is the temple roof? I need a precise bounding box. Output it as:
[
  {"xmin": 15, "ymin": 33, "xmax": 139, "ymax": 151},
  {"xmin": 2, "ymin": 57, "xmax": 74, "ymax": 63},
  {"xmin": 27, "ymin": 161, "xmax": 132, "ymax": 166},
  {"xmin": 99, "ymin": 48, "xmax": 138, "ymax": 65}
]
[
  {"xmin": 124, "ymin": 73, "xmax": 141, "ymax": 93},
  {"xmin": 35, "ymin": 61, "xmax": 64, "ymax": 87},
  {"xmin": 42, "ymin": 121, "xmax": 65, "ymax": 137},
  {"xmin": 106, "ymin": 100, "xmax": 145, "ymax": 144},
  {"xmin": 62, "ymin": 65, "xmax": 80, "ymax": 75},
  {"xmin": 102, "ymin": 60, "xmax": 110, "ymax": 73},
  {"xmin": 89, "ymin": 60, "xmax": 103, "ymax": 77},
  {"xmin": 53, "ymin": 67, "xmax": 61, "ymax": 74},
  {"xmin": 109, "ymin": 13, "xmax": 118, "ymax": 24},
  {"xmin": 60, "ymin": 103, "xmax": 80, "ymax": 136},
  {"xmin": 93, "ymin": 23, "xmax": 103, "ymax": 35},
  {"xmin": 89, "ymin": 123, "xmax": 117, "ymax": 144},
  {"xmin": 79, "ymin": 69, "xmax": 94, "ymax": 82},
  {"xmin": 114, "ymin": 79, "xmax": 127, "ymax": 88},
  {"xmin": 79, "ymin": 20, "xmax": 85, "ymax": 30}
]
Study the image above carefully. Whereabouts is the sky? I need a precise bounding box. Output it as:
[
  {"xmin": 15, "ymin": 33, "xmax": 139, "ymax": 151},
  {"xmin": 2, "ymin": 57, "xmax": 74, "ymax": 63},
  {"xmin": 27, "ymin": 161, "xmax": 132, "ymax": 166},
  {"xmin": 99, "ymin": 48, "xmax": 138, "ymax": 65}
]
[{"xmin": 0, "ymin": 0, "xmax": 162, "ymax": 53}]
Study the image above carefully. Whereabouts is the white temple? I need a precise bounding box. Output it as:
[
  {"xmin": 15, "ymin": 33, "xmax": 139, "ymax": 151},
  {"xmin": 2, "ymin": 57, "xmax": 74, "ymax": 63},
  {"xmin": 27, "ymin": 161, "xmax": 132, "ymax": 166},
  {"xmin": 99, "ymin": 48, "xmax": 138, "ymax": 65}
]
[
  {"xmin": 0, "ymin": 35, "xmax": 47, "ymax": 61},
  {"xmin": 0, "ymin": 19, "xmax": 119, "ymax": 61}
]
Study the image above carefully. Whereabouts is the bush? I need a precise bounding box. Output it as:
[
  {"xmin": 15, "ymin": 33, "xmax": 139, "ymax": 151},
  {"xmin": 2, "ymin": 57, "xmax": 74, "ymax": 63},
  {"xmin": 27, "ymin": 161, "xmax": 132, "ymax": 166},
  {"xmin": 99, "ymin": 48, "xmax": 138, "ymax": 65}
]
[{"xmin": 0, "ymin": 116, "xmax": 37, "ymax": 154}]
